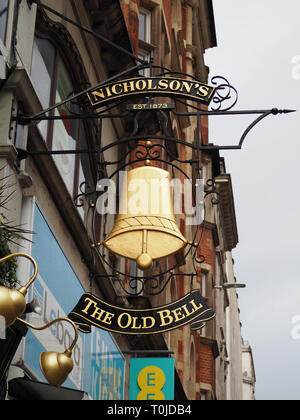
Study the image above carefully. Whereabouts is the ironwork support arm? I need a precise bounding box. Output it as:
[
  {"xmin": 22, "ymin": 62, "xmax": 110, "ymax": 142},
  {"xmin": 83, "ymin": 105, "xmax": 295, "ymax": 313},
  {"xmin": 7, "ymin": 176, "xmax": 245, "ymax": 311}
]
[{"xmin": 15, "ymin": 108, "xmax": 296, "ymax": 161}]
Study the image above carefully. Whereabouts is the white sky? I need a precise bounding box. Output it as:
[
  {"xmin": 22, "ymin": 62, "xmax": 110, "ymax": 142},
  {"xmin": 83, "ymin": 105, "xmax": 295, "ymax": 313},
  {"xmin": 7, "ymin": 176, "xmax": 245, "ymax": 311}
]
[{"xmin": 205, "ymin": 0, "xmax": 300, "ymax": 400}]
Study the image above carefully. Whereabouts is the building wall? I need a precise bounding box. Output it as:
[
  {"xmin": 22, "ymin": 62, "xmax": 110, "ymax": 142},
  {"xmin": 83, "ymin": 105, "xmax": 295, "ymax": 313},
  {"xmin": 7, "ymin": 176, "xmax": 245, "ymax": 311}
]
[
  {"xmin": 242, "ymin": 344, "xmax": 256, "ymax": 400},
  {"xmin": 225, "ymin": 252, "xmax": 243, "ymax": 400}
]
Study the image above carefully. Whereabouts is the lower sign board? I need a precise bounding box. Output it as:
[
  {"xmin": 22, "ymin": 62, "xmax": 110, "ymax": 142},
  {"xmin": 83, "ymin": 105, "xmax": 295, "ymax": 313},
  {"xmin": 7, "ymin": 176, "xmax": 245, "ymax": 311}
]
[
  {"xmin": 129, "ymin": 358, "xmax": 175, "ymax": 400},
  {"xmin": 68, "ymin": 290, "xmax": 215, "ymax": 335}
]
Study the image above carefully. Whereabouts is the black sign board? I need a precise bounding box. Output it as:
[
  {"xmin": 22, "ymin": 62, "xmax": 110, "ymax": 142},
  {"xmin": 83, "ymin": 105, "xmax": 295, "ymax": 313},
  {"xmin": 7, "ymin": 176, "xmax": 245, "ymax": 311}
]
[
  {"xmin": 87, "ymin": 77, "xmax": 216, "ymax": 109},
  {"xmin": 68, "ymin": 291, "xmax": 215, "ymax": 335}
]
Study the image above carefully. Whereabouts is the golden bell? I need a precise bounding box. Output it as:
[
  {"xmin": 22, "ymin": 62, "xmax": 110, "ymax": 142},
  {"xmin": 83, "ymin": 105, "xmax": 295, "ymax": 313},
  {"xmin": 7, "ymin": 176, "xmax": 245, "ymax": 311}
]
[
  {"xmin": 40, "ymin": 349, "xmax": 74, "ymax": 388},
  {"xmin": 103, "ymin": 166, "xmax": 187, "ymax": 270},
  {"xmin": 0, "ymin": 286, "xmax": 26, "ymax": 328},
  {"xmin": 0, "ymin": 253, "xmax": 38, "ymax": 328},
  {"xmin": 18, "ymin": 316, "xmax": 78, "ymax": 388}
]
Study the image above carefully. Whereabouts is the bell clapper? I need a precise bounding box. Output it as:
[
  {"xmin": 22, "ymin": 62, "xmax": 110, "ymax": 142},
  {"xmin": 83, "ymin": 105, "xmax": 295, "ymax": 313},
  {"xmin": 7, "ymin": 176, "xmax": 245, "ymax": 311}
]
[{"xmin": 137, "ymin": 230, "xmax": 153, "ymax": 270}]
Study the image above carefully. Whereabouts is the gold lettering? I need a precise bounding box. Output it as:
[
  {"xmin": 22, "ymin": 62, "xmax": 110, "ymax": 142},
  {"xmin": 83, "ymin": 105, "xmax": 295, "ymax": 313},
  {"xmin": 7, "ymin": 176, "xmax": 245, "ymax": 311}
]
[
  {"xmin": 157, "ymin": 309, "xmax": 173, "ymax": 327},
  {"xmin": 197, "ymin": 85, "xmax": 210, "ymax": 97},
  {"xmin": 102, "ymin": 311, "xmax": 115, "ymax": 325},
  {"xmin": 105, "ymin": 86, "xmax": 113, "ymax": 97},
  {"xmin": 181, "ymin": 303, "xmax": 196, "ymax": 317},
  {"xmin": 82, "ymin": 297, "xmax": 96, "ymax": 314},
  {"xmin": 111, "ymin": 83, "xmax": 123, "ymax": 95},
  {"xmin": 181, "ymin": 81, "xmax": 193, "ymax": 94},
  {"xmin": 122, "ymin": 80, "xmax": 136, "ymax": 93},
  {"xmin": 158, "ymin": 79, "xmax": 169, "ymax": 90},
  {"xmin": 117, "ymin": 312, "xmax": 132, "ymax": 329},
  {"xmin": 131, "ymin": 316, "xmax": 142, "ymax": 329},
  {"xmin": 142, "ymin": 316, "xmax": 156, "ymax": 329},
  {"xmin": 136, "ymin": 79, "xmax": 147, "ymax": 91},
  {"xmin": 169, "ymin": 80, "xmax": 181, "ymax": 91},
  {"xmin": 190, "ymin": 299, "xmax": 203, "ymax": 311},
  {"xmin": 91, "ymin": 306, "xmax": 106, "ymax": 321},
  {"xmin": 147, "ymin": 79, "xmax": 157, "ymax": 90},
  {"xmin": 172, "ymin": 307, "xmax": 185, "ymax": 322},
  {"xmin": 89, "ymin": 78, "xmax": 213, "ymax": 109},
  {"xmin": 81, "ymin": 298, "xmax": 114, "ymax": 325},
  {"xmin": 90, "ymin": 89, "xmax": 106, "ymax": 103}
]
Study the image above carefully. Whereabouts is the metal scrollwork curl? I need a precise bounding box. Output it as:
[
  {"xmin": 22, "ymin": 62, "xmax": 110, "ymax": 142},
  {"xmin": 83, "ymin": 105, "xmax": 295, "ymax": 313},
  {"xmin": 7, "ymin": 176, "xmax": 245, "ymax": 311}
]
[
  {"xmin": 205, "ymin": 179, "xmax": 220, "ymax": 205},
  {"xmin": 74, "ymin": 181, "xmax": 97, "ymax": 208},
  {"xmin": 134, "ymin": 144, "xmax": 162, "ymax": 161},
  {"xmin": 210, "ymin": 76, "xmax": 238, "ymax": 112}
]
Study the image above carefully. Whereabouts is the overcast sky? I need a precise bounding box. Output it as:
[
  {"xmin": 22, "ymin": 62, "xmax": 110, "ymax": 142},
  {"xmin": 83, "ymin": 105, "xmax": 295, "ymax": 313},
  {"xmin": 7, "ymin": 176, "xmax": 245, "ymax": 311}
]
[{"xmin": 205, "ymin": 0, "xmax": 300, "ymax": 401}]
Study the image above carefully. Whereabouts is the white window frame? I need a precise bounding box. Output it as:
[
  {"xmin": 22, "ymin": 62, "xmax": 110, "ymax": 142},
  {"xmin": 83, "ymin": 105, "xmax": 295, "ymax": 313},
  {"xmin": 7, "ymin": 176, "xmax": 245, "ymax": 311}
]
[
  {"xmin": 138, "ymin": 49, "xmax": 151, "ymax": 77},
  {"xmin": 200, "ymin": 265, "xmax": 212, "ymax": 337},
  {"xmin": 139, "ymin": 7, "xmax": 152, "ymax": 44},
  {"xmin": 0, "ymin": 0, "xmax": 15, "ymax": 61},
  {"xmin": 201, "ymin": 270, "xmax": 208, "ymax": 299},
  {"xmin": 138, "ymin": 7, "xmax": 152, "ymax": 77}
]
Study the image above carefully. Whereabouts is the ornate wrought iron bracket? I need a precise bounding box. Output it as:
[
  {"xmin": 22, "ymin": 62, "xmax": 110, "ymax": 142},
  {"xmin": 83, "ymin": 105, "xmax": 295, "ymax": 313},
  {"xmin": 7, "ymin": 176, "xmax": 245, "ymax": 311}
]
[{"xmin": 15, "ymin": 107, "xmax": 295, "ymax": 162}]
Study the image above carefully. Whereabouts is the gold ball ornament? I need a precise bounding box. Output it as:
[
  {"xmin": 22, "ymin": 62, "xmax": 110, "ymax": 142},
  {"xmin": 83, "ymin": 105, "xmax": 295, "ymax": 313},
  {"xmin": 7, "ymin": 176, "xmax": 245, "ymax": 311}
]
[{"xmin": 136, "ymin": 253, "xmax": 153, "ymax": 271}]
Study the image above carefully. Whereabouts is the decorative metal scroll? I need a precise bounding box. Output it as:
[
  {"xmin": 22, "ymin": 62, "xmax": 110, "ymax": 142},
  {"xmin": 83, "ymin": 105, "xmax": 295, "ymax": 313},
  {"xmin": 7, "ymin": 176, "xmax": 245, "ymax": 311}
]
[{"xmin": 210, "ymin": 76, "xmax": 239, "ymax": 112}]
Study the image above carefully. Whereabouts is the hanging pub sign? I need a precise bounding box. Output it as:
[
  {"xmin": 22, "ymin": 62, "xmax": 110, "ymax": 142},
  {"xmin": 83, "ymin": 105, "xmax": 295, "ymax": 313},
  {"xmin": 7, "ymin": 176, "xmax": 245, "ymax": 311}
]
[
  {"xmin": 87, "ymin": 77, "xmax": 216, "ymax": 109},
  {"xmin": 68, "ymin": 290, "xmax": 215, "ymax": 335}
]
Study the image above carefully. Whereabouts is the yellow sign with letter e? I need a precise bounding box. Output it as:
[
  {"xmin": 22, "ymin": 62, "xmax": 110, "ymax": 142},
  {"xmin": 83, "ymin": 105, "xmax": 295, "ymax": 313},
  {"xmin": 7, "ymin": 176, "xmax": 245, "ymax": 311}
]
[
  {"xmin": 129, "ymin": 358, "xmax": 175, "ymax": 400},
  {"xmin": 137, "ymin": 366, "xmax": 166, "ymax": 400}
]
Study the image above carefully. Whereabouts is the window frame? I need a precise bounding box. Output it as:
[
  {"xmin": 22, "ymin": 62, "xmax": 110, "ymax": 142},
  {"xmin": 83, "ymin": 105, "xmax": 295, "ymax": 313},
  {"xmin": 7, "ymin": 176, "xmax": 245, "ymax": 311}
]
[
  {"xmin": 0, "ymin": 0, "xmax": 13, "ymax": 60},
  {"xmin": 138, "ymin": 49, "xmax": 151, "ymax": 77},
  {"xmin": 200, "ymin": 270, "xmax": 208, "ymax": 300},
  {"xmin": 138, "ymin": 6, "xmax": 154, "ymax": 76},
  {"xmin": 200, "ymin": 390, "xmax": 208, "ymax": 401},
  {"xmin": 0, "ymin": 0, "xmax": 9, "ymax": 46},
  {"xmin": 199, "ymin": 265, "xmax": 215, "ymax": 338},
  {"xmin": 139, "ymin": 7, "xmax": 152, "ymax": 44},
  {"xmin": 31, "ymin": 31, "xmax": 95, "ymax": 211},
  {"xmin": 200, "ymin": 270, "xmax": 208, "ymax": 337},
  {"xmin": 199, "ymin": 383, "xmax": 214, "ymax": 401}
]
